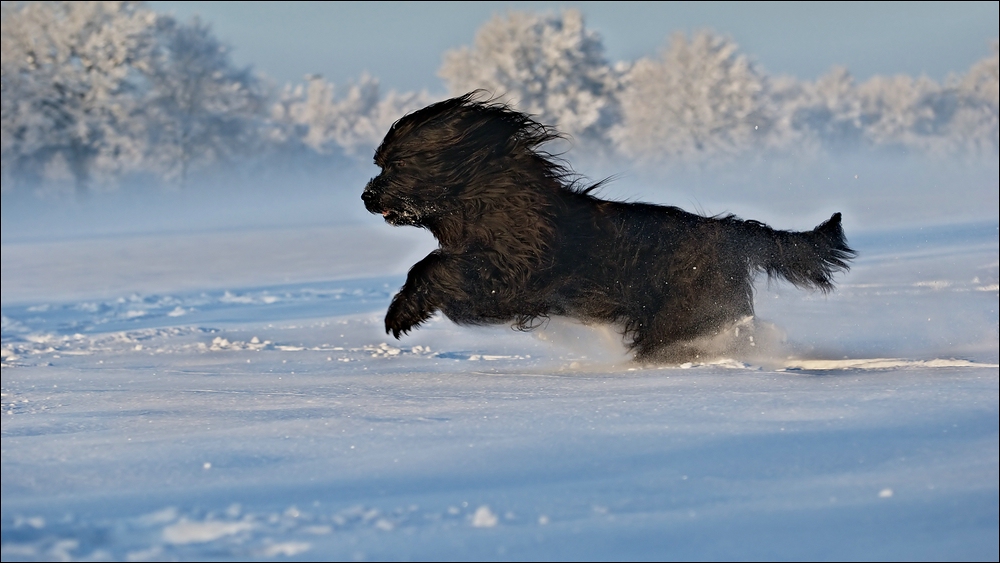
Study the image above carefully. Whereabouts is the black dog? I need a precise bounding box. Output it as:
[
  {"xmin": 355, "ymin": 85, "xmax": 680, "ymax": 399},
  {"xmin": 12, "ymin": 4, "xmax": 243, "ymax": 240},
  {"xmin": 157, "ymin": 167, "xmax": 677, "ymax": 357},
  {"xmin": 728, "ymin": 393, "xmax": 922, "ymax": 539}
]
[{"xmin": 362, "ymin": 93, "xmax": 855, "ymax": 361}]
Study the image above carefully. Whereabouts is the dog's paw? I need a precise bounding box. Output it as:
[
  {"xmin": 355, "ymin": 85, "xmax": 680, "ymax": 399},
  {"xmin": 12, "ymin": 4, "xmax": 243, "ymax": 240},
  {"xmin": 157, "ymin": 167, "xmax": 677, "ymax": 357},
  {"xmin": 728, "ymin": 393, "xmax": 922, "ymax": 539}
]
[{"xmin": 385, "ymin": 292, "xmax": 432, "ymax": 339}]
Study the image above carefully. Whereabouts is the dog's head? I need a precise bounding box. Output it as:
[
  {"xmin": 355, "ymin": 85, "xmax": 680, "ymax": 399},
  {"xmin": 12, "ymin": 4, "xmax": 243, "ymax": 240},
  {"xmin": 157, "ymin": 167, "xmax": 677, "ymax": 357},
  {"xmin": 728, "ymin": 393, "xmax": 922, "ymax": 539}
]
[{"xmin": 362, "ymin": 92, "xmax": 562, "ymax": 229}]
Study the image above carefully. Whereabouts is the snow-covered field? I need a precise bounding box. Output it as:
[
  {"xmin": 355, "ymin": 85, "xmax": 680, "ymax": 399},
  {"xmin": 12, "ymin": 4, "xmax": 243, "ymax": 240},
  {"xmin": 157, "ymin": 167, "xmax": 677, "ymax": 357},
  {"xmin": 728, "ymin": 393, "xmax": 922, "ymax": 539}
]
[{"xmin": 2, "ymin": 195, "xmax": 998, "ymax": 560}]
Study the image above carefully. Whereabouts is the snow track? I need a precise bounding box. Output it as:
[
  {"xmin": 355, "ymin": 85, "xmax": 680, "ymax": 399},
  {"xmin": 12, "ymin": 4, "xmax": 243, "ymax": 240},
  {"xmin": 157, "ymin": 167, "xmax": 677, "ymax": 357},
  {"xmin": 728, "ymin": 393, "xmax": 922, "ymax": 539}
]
[{"xmin": 2, "ymin": 221, "xmax": 997, "ymax": 560}]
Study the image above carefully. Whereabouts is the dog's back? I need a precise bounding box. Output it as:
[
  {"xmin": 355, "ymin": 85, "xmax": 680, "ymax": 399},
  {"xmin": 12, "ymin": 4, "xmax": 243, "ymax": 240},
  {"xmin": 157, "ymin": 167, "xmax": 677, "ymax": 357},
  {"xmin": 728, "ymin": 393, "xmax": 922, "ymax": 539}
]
[{"xmin": 545, "ymin": 194, "xmax": 854, "ymax": 360}]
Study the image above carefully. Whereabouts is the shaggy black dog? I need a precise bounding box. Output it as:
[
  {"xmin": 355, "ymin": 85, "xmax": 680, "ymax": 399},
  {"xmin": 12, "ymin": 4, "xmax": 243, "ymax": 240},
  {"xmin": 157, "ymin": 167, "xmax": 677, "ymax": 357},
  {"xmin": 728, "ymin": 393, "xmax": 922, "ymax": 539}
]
[{"xmin": 362, "ymin": 93, "xmax": 855, "ymax": 361}]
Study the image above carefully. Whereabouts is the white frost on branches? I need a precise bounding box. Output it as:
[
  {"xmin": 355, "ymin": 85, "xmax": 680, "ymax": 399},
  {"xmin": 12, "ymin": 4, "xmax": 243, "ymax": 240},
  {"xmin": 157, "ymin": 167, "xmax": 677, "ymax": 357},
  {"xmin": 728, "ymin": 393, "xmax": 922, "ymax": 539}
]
[
  {"xmin": 2, "ymin": 3, "xmax": 997, "ymax": 194},
  {"xmin": 272, "ymin": 74, "xmax": 434, "ymax": 158},
  {"xmin": 612, "ymin": 31, "xmax": 771, "ymax": 164},
  {"xmin": 143, "ymin": 16, "xmax": 266, "ymax": 185},
  {"xmin": 613, "ymin": 31, "xmax": 998, "ymax": 165},
  {"xmin": 1, "ymin": 1, "xmax": 268, "ymax": 192},
  {"xmin": 438, "ymin": 9, "xmax": 619, "ymax": 151},
  {"xmin": 775, "ymin": 67, "xmax": 866, "ymax": 154},
  {"xmin": 946, "ymin": 39, "xmax": 999, "ymax": 156},
  {"xmin": 1, "ymin": 1, "xmax": 156, "ymax": 192},
  {"xmin": 777, "ymin": 41, "xmax": 999, "ymax": 158}
]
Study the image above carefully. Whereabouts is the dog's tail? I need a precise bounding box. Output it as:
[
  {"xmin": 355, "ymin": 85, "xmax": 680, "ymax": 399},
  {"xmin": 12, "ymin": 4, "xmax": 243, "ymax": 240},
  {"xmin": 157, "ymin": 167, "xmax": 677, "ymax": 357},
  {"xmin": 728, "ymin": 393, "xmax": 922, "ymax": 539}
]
[{"xmin": 744, "ymin": 212, "xmax": 856, "ymax": 292}]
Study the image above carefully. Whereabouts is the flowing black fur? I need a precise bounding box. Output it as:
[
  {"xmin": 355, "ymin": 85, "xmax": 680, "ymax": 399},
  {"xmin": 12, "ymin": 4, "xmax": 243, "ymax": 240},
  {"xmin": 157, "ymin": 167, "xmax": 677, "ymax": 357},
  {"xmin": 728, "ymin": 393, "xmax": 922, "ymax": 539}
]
[{"xmin": 362, "ymin": 93, "xmax": 856, "ymax": 361}]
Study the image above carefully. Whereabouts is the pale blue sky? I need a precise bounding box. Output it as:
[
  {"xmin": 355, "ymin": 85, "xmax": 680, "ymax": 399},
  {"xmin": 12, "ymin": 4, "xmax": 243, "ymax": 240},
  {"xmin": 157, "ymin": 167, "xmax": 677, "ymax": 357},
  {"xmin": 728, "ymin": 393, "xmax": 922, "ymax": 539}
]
[{"xmin": 149, "ymin": 1, "xmax": 998, "ymax": 92}]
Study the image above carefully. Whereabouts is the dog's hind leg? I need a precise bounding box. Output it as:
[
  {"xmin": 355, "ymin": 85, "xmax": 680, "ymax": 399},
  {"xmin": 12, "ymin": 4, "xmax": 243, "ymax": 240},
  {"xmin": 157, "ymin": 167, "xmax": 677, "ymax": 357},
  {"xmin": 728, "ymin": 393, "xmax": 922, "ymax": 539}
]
[
  {"xmin": 630, "ymin": 289, "xmax": 755, "ymax": 363},
  {"xmin": 629, "ymin": 317, "xmax": 701, "ymax": 363}
]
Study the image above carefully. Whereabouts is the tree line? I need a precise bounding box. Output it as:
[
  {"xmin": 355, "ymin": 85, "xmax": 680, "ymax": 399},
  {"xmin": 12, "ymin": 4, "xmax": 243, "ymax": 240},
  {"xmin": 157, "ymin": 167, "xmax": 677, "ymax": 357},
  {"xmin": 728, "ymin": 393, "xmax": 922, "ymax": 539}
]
[{"xmin": 2, "ymin": 3, "xmax": 997, "ymax": 195}]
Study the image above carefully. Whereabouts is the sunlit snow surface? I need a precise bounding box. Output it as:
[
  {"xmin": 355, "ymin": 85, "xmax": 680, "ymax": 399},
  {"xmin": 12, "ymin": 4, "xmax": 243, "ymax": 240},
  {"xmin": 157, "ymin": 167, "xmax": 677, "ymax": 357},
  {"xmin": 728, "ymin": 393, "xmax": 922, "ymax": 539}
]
[{"xmin": 2, "ymin": 220, "xmax": 998, "ymax": 561}]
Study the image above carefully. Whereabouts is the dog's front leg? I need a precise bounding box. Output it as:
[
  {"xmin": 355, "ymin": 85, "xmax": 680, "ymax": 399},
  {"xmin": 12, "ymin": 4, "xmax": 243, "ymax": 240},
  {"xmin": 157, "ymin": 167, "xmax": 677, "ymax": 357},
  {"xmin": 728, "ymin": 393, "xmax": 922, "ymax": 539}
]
[{"xmin": 386, "ymin": 251, "xmax": 465, "ymax": 338}]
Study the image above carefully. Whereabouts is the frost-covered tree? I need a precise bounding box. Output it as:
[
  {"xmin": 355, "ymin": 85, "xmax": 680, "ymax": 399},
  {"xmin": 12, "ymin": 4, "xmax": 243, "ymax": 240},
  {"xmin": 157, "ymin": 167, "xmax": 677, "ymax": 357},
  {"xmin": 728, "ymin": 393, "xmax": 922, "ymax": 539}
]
[
  {"xmin": 438, "ymin": 9, "xmax": 619, "ymax": 152},
  {"xmin": 778, "ymin": 40, "xmax": 998, "ymax": 158},
  {"xmin": 1, "ymin": 1, "xmax": 156, "ymax": 194},
  {"xmin": 959, "ymin": 40, "xmax": 1000, "ymax": 106},
  {"xmin": 4, "ymin": 2, "xmax": 995, "ymax": 195},
  {"xmin": 776, "ymin": 67, "xmax": 865, "ymax": 153},
  {"xmin": 945, "ymin": 39, "xmax": 999, "ymax": 156},
  {"xmin": 613, "ymin": 31, "xmax": 771, "ymax": 164},
  {"xmin": 142, "ymin": 16, "xmax": 267, "ymax": 185},
  {"xmin": 857, "ymin": 73, "xmax": 947, "ymax": 153},
  {"xmin": 273, "ymin": 74, "xmax": 434, "ymax": 158}
]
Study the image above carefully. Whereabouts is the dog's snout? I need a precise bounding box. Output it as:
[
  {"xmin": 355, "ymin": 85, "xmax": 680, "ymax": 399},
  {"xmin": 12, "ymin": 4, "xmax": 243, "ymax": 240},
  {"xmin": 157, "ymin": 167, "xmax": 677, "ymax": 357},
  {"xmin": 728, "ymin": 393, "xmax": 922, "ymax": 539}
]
[
  {"xmin": 361, "ymin": 178, "xmax": 385, "ymax": 218},
  {"xmin": 362, "ymin": 180, "xmax": 381, "ymax": 212}
]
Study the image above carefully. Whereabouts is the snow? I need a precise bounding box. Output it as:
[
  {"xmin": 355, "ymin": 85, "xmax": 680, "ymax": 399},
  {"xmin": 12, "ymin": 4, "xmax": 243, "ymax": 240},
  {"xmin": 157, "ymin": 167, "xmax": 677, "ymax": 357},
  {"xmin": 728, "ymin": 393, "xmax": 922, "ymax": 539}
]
[{"xmin": 2, "ymin": 203, "xmax": 997, "ymax": 561}]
